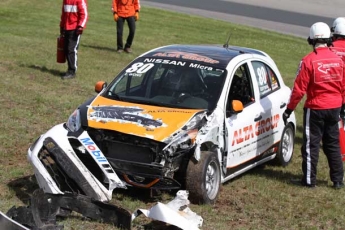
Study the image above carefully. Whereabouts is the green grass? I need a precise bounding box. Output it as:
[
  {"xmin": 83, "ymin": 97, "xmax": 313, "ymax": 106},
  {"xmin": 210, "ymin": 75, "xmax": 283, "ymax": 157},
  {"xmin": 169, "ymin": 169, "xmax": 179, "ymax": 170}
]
[{"xmin": 1, "ymin": 0, "xmax": 344, "ymax": 229}]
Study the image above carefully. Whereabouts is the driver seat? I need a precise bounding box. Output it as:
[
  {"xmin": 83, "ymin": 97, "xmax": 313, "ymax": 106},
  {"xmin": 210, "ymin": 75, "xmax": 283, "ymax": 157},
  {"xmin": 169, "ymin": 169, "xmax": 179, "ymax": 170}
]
[
  {"xmin": 159, "ymin": 68, "xmax": 205, "ymax": 96},
  {"xmin": 178, "ymin": 68, "xmax": 205, "ymax": 95}
]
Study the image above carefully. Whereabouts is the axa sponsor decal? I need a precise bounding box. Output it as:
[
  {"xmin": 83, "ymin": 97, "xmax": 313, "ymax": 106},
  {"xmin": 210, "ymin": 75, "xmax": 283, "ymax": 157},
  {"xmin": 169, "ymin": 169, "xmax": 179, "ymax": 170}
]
[
  {"xmin": 152, "ymin": 51, "xmax": 219, "ymax": 64},
  {"xmin": 232, "ymin": 114, "xmax": 280, "ymax": 146},
  {"xmin": 80, "ymin": 137, "xmax": 107, "ymax": 163}
]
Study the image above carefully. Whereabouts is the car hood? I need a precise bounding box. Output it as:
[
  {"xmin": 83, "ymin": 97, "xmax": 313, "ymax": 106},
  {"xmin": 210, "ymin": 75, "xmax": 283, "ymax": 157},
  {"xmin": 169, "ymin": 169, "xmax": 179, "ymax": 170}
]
[{"xmin": 86, "ymin": 96, "xmax": 204, "ymax": 142}]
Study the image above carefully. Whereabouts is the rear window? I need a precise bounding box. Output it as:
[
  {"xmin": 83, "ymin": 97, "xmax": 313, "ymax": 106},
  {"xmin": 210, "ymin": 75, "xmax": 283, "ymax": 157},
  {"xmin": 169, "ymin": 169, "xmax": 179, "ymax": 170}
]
[{"xmin": 252, "ymin": 61, "xmax": 280, "ymax": 98}]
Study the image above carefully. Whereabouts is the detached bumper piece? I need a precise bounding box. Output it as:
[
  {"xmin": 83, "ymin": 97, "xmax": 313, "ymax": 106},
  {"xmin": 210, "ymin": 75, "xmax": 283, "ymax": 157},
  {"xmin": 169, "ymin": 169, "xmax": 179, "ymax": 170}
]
[
  {"xmin": 6, "ymin": 189, "xmax": 132, "ymax": 230},
  {"xmin": 0, "ymin": 211, "xmax": 30, "ymax": 230},
  {"xmin": 42, "ymin": 137, "xmax": 104, "ymax": 200}
]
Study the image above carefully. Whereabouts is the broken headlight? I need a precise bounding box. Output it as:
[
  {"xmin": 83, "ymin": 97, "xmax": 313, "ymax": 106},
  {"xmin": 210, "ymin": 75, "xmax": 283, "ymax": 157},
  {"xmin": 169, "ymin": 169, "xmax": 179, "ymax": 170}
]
[
  {"xmin": 169, "ymin": 129, "xmax": 198, "ymax": 150},
  {"xmin": 66, "ymin": 109, "xmax": 81, "ymax": 132},
  {"xmin": 163, "ymin": 113, "xmax": 205, "ymax": 154}
]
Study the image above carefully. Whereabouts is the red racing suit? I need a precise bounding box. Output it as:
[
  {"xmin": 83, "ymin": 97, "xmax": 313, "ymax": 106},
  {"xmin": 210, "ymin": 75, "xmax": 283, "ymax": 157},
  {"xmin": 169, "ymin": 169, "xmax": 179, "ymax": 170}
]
[
  {"xmin": 331, "ymin": 39, "xmax": 345, "ymax": 63},
  {"xmin": 287, "ymin": 47, "xmax": 345, "ymax": 111},
  {"xmin": 112, "ymin": 0, "xmax": 140, "ymax": 18},
  {"xmin": 60, "ymin": 0, "xmax": 88, "ymax": 30},
  {"xmin": 287, "ymin": 46, "xmax": 345, "ymax": 186}
]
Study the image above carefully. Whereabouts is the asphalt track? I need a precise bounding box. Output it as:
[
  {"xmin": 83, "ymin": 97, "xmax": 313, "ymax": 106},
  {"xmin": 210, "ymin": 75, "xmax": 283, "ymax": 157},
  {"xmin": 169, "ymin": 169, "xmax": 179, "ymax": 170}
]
[{"xmin": 141, "ymin": 0, "xmax": 345, "ymax": 38}]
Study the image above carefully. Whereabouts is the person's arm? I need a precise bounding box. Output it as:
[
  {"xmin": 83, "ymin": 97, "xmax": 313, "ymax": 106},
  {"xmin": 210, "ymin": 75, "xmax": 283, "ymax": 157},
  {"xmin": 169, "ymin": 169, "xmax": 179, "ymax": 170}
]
[
  {"xmin": 60, "ymin": 2, "xmax": 65, "ymax": 29},
  {"xmin": 134, "ymin": 0, "xmax": 140, "ymax": 12},
  {"xmin": 77, "ymin": 0, "xmax": 88, "ymax": 28},
  {"xmin": 283, "ymin": 59, "xmax": 310, "ymax": 124},
  {"xmin": 340, "ymin": 61, "xmax": 345, "ymax": 121},
  {"xmin": 287, "ymin": 59, "xmax": 310, "ymax": 111},
  {"xmin": 112, "ymin": 0, "xmax": 118, "ymax": 14},
  {"xmin": 342, "ymin": 61, "xmax": 345, "ymax": 104}
]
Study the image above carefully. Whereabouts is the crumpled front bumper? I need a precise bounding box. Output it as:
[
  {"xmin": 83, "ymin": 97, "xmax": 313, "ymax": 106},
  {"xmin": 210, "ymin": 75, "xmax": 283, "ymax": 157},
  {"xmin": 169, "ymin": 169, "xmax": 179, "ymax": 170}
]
[{"xmin": 27, "ymin": 123, "xmax": 126, "ymax": 202}]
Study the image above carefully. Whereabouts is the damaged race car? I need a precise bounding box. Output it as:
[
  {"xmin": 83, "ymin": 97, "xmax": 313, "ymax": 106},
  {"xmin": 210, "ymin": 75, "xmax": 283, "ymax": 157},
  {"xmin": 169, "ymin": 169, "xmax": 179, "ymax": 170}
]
[{"xmin": 28, "ymin": 44, "xmax": 296, "ymax": 205}]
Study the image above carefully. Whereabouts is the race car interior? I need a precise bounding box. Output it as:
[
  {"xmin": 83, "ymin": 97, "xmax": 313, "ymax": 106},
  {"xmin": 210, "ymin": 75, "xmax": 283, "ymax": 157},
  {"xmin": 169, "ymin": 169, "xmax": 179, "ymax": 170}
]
[{"xmin": 111, "ymin": 61, "xmax": 227, "ymax": 111}]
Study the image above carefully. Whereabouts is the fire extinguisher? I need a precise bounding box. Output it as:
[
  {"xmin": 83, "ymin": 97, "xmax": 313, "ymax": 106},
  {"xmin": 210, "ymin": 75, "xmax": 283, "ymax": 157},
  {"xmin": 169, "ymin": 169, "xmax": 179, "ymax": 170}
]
[
  {"xmin": 338, "ymin": 119, "xmax": 345, "ymax": 161},
  {"xmin": 57, "ymin": 35, "xmax": 66, "ymax": 63}
]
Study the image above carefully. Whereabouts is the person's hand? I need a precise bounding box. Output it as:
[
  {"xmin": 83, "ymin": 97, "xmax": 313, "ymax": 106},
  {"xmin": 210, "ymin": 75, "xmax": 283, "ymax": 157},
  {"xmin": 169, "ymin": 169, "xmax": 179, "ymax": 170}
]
[
  {"xmin": 76, "ymin": 26, "xmax": 83, "ymax": 35},
  {"xmin": 135, "ymin": 11, "xmax": 139, "ymax": 21},
  {"xmin": 283, "ymin": 108, "xmax": 293, "ymax": 125},
  {"xmin": 60, "ymin": 27, "xmax": 64, "ymax": 35},
  {"xmin": 113, "ymin": 13, "xmax": 118, "ymax": 22},
  {"xmin": 340, "ymin": 104, "xmax": 345, "ymax": 122}
]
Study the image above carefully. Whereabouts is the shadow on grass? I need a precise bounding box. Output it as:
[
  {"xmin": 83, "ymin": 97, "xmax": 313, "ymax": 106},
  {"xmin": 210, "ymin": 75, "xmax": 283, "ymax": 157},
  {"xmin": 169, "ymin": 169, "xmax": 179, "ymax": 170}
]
[
  {"xmin": 248, "ymin": 165, "xmax": 329, "ymax": 187},
  {"xmin": 111, "ymin": 186, "xmax": 177, "ymax": 205},
  {"xmin": 7, "ymin": 174, "xmax": 174, "ymax": 205},
  {"xmin": 82, "ymin": 44, "xmax": 117, "ymax": 52},
  {"xmin": 23, "ymin": 64, "xmax": 64, "ymax": 77},
  {"xmin": 141, "ymin": 221, "xmax": 182, "ymax": 230},
  {"xmin": 7, "ymin": 175, "xmax": 39, "ymax": 205}
]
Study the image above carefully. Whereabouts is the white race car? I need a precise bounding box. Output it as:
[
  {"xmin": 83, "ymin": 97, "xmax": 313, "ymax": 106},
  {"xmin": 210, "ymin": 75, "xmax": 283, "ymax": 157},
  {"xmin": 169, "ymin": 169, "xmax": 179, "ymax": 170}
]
[{"xmin": 28, "ymin": 44, "xmax": 296, "ymax": 204}]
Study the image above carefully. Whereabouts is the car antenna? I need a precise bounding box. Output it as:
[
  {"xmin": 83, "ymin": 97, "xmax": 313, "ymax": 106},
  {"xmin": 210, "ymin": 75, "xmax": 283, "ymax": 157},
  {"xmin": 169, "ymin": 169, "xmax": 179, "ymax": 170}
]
[{"xmin": 223, "ymin": 31, "xmax": 231, "ymax": 48}]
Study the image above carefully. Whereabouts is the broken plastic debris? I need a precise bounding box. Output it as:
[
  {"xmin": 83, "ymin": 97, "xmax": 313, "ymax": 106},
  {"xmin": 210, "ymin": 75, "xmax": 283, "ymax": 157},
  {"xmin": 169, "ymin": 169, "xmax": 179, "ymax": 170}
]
[
  {"xmin": 0, "ymin": 211, "xmax": 30, "ymax": 230},
  {"xmin": 132, "ymin": 190, "xmax": 203, "ymax": 230}
]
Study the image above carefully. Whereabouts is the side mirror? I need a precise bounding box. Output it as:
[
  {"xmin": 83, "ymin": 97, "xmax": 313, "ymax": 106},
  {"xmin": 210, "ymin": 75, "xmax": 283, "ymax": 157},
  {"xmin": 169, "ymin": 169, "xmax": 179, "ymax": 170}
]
[
  {"xmin": 232, "ymin": 100, "xmax": 244, "ymax": 113},
  {"xmin": 226, "ymin": 100, "xmax": 244, "ymax": 117},
  {"xmin": 95, "ymin": 81, "xmax": 107, "ymax": 93}
]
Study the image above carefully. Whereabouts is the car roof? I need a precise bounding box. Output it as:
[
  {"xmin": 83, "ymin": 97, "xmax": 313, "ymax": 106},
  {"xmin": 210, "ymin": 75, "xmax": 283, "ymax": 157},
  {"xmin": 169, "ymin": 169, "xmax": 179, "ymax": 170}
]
[{"xmin": 141, "ymin": 44, "xmax": 267, "ymax": 68}]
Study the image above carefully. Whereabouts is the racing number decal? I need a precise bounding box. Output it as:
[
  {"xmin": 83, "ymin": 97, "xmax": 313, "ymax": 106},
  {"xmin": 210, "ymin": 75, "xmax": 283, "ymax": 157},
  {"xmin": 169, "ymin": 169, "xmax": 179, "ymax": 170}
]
[
  {"xmin": 126, "ymin": 62, "xmax": 154, "ymax": 74},
  {"xmin": 257, "ymin": 66, "xmax": 267, "ymax": 86},
  {"xmin": 256, "ymin": 65, "xmax": 271, "ymax": 96}
]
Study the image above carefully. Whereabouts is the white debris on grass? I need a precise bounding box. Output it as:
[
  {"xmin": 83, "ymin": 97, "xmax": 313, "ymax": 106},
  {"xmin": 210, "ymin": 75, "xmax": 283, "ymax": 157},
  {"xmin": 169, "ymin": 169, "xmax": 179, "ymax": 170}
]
[{"xmin": 132, "ymin": 190, "xmax": 203, "ymax": 230}]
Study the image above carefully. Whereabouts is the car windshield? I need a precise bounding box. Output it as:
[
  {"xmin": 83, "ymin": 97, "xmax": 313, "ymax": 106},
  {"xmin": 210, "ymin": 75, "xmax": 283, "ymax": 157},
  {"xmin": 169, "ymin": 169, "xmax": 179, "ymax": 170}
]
[{"xmin": 104, "ymin": 57, "xmax": 227, "ymax": 110}]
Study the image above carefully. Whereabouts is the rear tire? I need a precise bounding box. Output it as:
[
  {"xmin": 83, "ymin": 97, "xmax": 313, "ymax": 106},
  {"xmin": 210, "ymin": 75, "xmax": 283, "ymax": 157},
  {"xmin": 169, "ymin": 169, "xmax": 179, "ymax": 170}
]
[
  {"xmin": 186, "ymin": 151, "xmax": 221, "ymax": 205},
  {"xmin": 276, "ymin": 124, "xmax": 294, "ymax": 166}
]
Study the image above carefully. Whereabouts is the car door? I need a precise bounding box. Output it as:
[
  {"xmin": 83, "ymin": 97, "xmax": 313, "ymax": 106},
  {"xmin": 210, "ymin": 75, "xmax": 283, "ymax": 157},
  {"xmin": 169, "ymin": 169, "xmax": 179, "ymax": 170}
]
[
  {"xmin": 248, "ymin": 59, "xmax": 283, "ymax": 155},
  {"xmin": 225, "ymin": 62, "xmax": 265, "ymax": 168}
]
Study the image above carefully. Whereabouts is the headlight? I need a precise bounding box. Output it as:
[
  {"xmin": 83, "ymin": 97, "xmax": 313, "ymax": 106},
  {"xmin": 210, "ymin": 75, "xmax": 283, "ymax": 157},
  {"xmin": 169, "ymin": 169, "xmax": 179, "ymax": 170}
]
[
  {"xmin": 163, "ymin": 112, "xmax": 205, "ymax": 154},
  {"xmin": 182, "ymin": 112, "xmax": 204, "ymax": 130},
  {"xmin": 66, "ymin": 109, "xmax": 81, "ymax": 132},
  {"xmin": 163, "ymin": 129, "xmax": 198, "ymax": 155}
]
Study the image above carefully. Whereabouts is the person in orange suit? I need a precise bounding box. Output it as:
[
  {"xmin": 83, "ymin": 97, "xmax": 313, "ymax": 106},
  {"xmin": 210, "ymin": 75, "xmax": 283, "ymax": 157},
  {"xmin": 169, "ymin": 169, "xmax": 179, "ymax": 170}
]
[{"xmin": 112, "ymin": 0, "xmax": 140, "ymax": 53}]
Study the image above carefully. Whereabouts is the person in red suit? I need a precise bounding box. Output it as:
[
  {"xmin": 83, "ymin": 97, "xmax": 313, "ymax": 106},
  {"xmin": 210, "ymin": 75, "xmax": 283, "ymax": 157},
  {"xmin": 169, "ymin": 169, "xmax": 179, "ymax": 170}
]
[
  {"xmin": 284, "ymin": 22, "xmax": 345, "ymax": 189},
  {"xmin": 331, "ymin": 23, "xmax": 345, "ymax": 62},
  {"xmin": 60, "ymin": 0, "xmax": 88, "ymax": 79}
]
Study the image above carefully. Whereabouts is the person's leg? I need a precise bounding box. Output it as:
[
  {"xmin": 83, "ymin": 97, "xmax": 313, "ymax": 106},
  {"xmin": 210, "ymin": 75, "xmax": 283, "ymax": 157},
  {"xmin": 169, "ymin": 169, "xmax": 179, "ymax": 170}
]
[
  {"xmin": 63, "ymin": 30, "xmax": 81, "ymax": 78},
  {"xmin": 322, "ymin": 107, "xmax": 344, "ymax": 186},
  {"xmin": 124, "ymin": 16, "xmax": 136, "ymax": 51},
  {"xmin": 65, "ymin": 30, "xmax": 81, "ymax": 73},
  {"xmin": 301, "ymin": 108, "xmax": 323, "ymax": 186},
  {"xmin": 117, "ymin": 17, "xmax": 125, "ymax": 51},
  {"xmin": 64, "ymin": 30, "xmax": 73, "ymax": 72}
]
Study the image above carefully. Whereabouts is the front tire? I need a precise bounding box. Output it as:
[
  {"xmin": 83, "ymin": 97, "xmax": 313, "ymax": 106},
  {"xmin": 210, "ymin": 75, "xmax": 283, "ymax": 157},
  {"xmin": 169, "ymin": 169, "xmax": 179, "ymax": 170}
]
[
  {"xmin": 276, "ymin": 123, "xmax": 294, "ymax": 166},
  {"xmin": 185, "ymin": 151, "xmax": 221, "ymax": 205}
]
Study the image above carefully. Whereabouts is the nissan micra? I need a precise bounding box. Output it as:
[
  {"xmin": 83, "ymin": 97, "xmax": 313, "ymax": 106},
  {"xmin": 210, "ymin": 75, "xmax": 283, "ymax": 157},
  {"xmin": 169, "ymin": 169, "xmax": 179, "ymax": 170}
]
[{"xmin": 28, "ymin": 44, "xmax": 296, "ymax": 204}]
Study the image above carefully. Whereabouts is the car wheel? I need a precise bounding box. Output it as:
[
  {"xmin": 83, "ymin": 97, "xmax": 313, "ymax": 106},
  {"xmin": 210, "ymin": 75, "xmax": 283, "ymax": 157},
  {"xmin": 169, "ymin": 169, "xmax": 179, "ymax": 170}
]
[
  {"xmin": 276, "ymin": 123, "xmax": 294, "ymax": 167},
  {"xmin": 186, "ymin": 151, "xmax": 221, "ymax": 205}
]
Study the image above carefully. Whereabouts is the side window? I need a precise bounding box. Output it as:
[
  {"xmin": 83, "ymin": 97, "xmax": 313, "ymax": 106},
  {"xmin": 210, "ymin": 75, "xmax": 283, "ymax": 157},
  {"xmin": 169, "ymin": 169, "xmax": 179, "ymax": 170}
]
[
  {"xmin": 252, "ymin": 61, "xmax": 280, "ymax": 98},
  {"xmin": 227, "ymin": 63, "xmax": 255, "ymax": 110}
]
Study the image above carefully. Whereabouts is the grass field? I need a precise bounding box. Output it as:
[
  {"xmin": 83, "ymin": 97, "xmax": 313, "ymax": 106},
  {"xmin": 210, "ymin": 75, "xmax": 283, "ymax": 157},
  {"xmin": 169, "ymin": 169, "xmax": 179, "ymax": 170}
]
[{"xmin": 1, "ymin": 0, "xmax": 345, "ymax": 229}]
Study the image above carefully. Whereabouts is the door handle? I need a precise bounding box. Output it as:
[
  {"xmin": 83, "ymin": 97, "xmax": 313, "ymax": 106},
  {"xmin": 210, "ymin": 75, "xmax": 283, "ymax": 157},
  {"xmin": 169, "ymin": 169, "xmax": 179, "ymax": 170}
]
[
  {"xmin": 254, "ymin": 115, "xmax": 262, "ymax": 122},
  {"xmin": 280, "ymin": 102, "xmax": 286, "ymax": 109}
]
